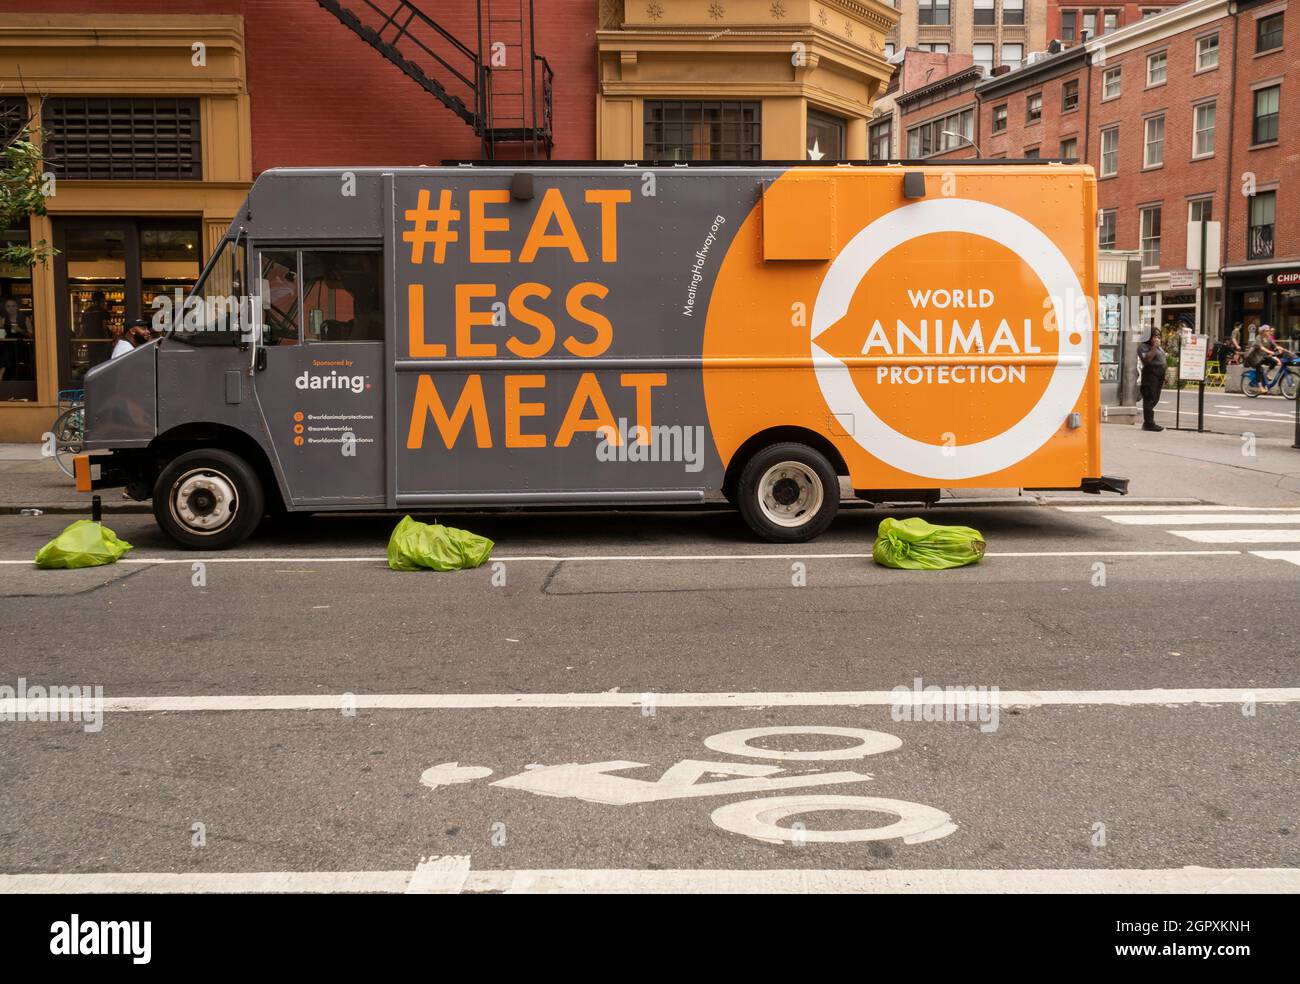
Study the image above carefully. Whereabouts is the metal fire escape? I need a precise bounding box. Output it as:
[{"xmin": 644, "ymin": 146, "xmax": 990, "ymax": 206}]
[{"xmin": 316, "ymin": 0, "xmax": 554, "ymax": 159}]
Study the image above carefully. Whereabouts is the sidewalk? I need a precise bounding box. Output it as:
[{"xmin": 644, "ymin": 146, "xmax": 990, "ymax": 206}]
[
  {"xmin": 0, "ymin": 445, "xmax": 148, "ymax": 515},
  {"xmin": 2, "ymin": 425, "xmax": 1298, "ymax": 514}
]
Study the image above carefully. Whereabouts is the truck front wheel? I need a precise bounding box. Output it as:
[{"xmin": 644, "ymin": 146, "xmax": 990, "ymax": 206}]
[
  {"xmin": 153, "ymin": 449, "xmax": 264, "ymax": 550},
  {"xmin": 735, "ymin": 443, "xmax": 839, "ymax": 543}
]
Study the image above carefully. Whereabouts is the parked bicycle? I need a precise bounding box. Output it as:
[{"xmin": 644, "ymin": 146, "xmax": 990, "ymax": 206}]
[
  {"xmin": 49, "ymin": 388, "xmax": 85, "ymax": 479},
  {"xmin": 1241, "ymin": 355, "xmax": 1300, "ymax": 400}
]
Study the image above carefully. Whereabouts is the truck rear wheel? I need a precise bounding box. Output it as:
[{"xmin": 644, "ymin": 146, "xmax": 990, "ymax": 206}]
[
  {"xmin": 735, "ymin": 443, "xmax": 839, "ymax": 543},
  {"xmin": 153, "ymin": 449, "xmax": 264, "ymax": 550}
]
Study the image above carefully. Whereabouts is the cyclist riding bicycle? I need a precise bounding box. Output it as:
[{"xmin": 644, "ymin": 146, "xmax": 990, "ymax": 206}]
[{"xmin": 1243, "ymin": 325, "xmax": 1293, "ymax": 387}]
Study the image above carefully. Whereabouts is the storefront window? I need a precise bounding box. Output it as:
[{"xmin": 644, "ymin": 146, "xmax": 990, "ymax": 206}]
[
  {"xmin": 0, "ymin": 224, "xmax": 38, "ymax": 400},
  {"xmin": 806, "ymin": 110, "xmax": 845, "ymax": 161},
  {"xmin": 63, "ymin": 226, "xmax": 126, "ymax": 385},
  {"xmin": 55, "ymin": 218, "xmax": 204, "ymax": 384}
]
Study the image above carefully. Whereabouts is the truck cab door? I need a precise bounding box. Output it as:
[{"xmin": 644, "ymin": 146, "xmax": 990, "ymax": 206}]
[{"xmin": 251, "ymin": 245, "xmax": 386, "ymax": 507}]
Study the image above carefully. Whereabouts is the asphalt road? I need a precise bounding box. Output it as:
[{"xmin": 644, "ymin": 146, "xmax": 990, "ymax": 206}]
[
  {"xmin": 1154, "ymin": 388, "xmax": 1299, "ymax": 437},
  {"xmin": 2, "ymin": 499, "xmax": 1298, "ymax": 892}
]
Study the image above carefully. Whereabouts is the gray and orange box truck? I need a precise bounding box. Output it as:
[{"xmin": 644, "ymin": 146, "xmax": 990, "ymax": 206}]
[{"xmin": 76, "ymin": 162, "xmax": 1126, "ymax": 548}]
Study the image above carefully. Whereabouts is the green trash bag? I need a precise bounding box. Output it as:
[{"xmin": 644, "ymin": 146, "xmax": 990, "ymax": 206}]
[
  {"xmin": 34, "ymin": 520, "xmax": 133, "ymax": 569},
  {"xmin": 386, "ymin": 515, "xmax": 494, "ymax": 572},
  {"xmin": 872, "ymin": 516, "xmax": 985, "ymax": 570}
]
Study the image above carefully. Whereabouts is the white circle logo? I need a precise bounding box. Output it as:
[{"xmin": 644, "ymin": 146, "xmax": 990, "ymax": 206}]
[{"xmin": 810, "ymin": 198, "xmax": 1092, "ymax": 481}]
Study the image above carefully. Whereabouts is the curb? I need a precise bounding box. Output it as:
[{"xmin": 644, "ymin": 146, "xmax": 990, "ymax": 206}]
[{"xmin": 0, "ymin": 504, "xmax": 151, "ymax": 516}]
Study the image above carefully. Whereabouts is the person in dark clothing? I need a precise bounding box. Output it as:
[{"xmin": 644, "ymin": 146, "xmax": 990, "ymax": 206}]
[{"xmin": 1138, "ymin": 327, "xmax": 1166, "ymax": 432}]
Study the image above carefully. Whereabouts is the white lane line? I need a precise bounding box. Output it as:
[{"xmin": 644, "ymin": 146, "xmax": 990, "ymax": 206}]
[
  {"xmin": 406, "ymin": 855, "xmax": 471, "ymax": 894},
  {"xmin": 1251, "ymin": 550, "xmax": 1300, "ymax": 567},
  {"xmin": 1057, "ymin": 505, "xmax": 1286, "ymax": 513},
  {"xmin": 1153, "ymin": 409, "xmax": 1294, "ymax": 424},
  {"xmin": 3, "ymin": 688, "xmax": 1295, "ymax": 715},
  {"xmin": 1102, "ymin": 513, "xmax": 1300, "ymax": 525},
  {"xmin": 0, "ymin": 549, "xmax": 1243, "ymax": 566},
  {"xmin": 1171, "ymin": 530, "xmax": 1300, "ymax": 543},
  {"xmin": 3, "ymin": 868, "xmax": 1296, "ymax": 894}
]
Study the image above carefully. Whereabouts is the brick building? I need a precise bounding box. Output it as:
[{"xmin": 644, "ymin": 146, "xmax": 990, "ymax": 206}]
[
  {"xmin": 890, "ymin": 0, "xmax": 1296, "ymax": 346},
  {"xmin": 887, "ymin": 0, "xmax": 1048, "ymax": 71},
  {"xmin": 1221, "ymin": 0, "xmax": 1297, "ymax": 340},
  {"xmin": 0, "ymin": 0, "xmax": 899, "ymax": 440},
  {"xmin": 1048, "ymin": 1, "xmax": 1184, "ymax": 43}
]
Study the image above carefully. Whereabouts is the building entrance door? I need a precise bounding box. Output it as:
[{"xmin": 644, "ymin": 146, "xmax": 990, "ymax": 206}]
[{"xmin": 52, "ymin": 217, "xmax": 202, "ymax": 388}]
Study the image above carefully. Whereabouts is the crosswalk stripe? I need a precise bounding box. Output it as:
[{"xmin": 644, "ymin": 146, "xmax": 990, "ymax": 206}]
[
  {"xmin": 1057, "ymin": 505, "xmax": 1284, "ymax": 513},
  {"xmin": 1102, "ymin": 513, "xmax": 1300, "ymax": 526},
  {"xmin": 1250, "ymin": 550, "xmax": 1300, "ymax": 567},
  {"xmin": 1175, "ymin": 530, "xmax": 1300, "ymax": 545}
]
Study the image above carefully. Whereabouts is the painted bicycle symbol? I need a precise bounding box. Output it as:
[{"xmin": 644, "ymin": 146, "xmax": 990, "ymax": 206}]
[{"xmin": 421, "ymin": 725, "xmax": 956, "ymax": 846}]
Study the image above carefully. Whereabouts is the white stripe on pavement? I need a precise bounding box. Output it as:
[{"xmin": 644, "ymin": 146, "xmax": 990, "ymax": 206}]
[
  {"xmin": 1057, "ymin": 505, "xmax": 1286, "ymax": 513},
  {"xmin": 0, "ymin": 548, "xmax": 1244, "ymax": 566},
  {"xmin": 1102, "ymin": 513, "xmax": 1300, "ymax": 525},
  {"xmin": 1251, "ymin": 550, "xmax": 1300, "ymax": 567},
  {"xmin": 406, "ymin": 855, "xmax": 472, "ymax": 894},
  {"xmin": 2, "ymin": 867, "xmax": 1296, "ymax": 894},
  {"xmin": 2, "ymin": 687, "xmax": 1295, "ymax": 715},
  {"xmin": 1170, "ymin": 530, "xmax": 1300, "ymax": 543}
]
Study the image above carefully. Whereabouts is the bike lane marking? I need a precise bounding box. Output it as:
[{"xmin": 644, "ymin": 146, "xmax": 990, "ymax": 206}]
[{"xmin": 5, "ymin": 687, "xmax": 1299, "ymax": 714}]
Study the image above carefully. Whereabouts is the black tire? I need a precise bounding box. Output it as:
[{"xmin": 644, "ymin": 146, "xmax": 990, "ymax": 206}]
[
  {"xmin": 735, "ymin": 442, "xmax": 839, "ymax": 543},
  {"xmin": 152, "ymin": 449, "xmax": 264, "ymax": 550}
]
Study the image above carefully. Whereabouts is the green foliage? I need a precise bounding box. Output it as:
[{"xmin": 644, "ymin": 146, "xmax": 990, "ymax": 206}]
[{"xmin": 1, "ymin": 121, "xmax": 56, "ymax": 268}]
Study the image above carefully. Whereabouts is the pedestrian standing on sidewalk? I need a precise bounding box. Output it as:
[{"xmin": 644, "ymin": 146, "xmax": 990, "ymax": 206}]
[{"xmin": 1138, "ymin": 327, "xmax": 1166, "ymax": 432}]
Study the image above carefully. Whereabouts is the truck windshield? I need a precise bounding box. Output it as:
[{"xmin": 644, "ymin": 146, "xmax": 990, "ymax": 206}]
[{"xmin": 168, "ymin": 234, "xmax": 249, "ymax": 345}]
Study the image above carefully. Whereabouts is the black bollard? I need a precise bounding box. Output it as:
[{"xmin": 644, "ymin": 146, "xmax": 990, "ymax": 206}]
[{"xmin": 92, "ymin": 495, "xmax": 102, "ymax": 524}]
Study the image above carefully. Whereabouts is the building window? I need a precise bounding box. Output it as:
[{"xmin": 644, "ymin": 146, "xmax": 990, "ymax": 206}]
[
  {"xmin": 1248, "ymin": 191, "xmax": 1275, "ymax": 259},
  {"xmin": 1188, "ymin": 198, "xmax": 1212, "ymax": 225},
  {"xmin": 1143, "ymin": 114, "xmax": 1165, "ymax": 168},
  {"xmin": 885, "ymin": 42, "xmax": 896, "ymax": 57},
  {"xmin": 643, "ymin": 100, "xmax": 761, "ymax": 161},
  {"xmin": 919, "ymin": 43, "xmax": 951, "ymax": 53},
  {"xmin": 1098, "ymin": 209, "xmax": 1117, "ymax": 249},
  {"xmin": 1103, "ymin": 10, "xmax": 1120, "ymax": 34},
  {"xmin": 1102, "ymin": 66, "xmax": 1122, "ymax": 99},
  {"xmin": 1002, "ymin": 43, "xmax": 1024, "ymax": 70},
  {"xmin": 1027, "ymin": 93, "xmax": 1043, "ymax": 123},
  {"xmin": 992, "ymin": 104, "xmax": 1008, "ymax": 132},
  {"xmin": 974, "ymin": 43, "xmax": 995, "ymax": 74},
  {"xmin": 1193, "ymin": 102, "xmax": 1216, "ymax": 158},
  {"xmin": 1140, "ymin": 205, "xmax": 1162, "ymax": 268},
  {"xmin": 1083, "ymin": 12, "xmax": 1097, "ymax": 39},
  {"xmin": 1141, "ymin": 7, "xmax": 1162, "ymax": 17},
  {"xmin": 806, "ymin": 109, "xmax": 845, "ymax": 161},
  {"xmin": 1252, "ymin": 85, "xmax": 1280, "ymax": 144},
  {"xmin": 918, "ymin": 0, "xmax": 950, "ymax": 27},
  {"xmin": 1003, "ymin": 0, "xmax": 1024, "ymax": 26},
  {"xmin": 975, "ymin": 0, "xmax": 995, "ymax": 27},
  {"xmin": 906, "ymin": 107, "xmax": 974, "ymax": 158},
  {"xmin": 1256, "ymin": 12, "xmax": 1284, "ymax": 53},
  {"xmin": 869, "ymin": 118, "xmax": 892, "ymax": 161},
  {"xmin": 43, "ymin": 97, "xmax": 202, "ymax": 180},
  {"xmin": 1100, "ymin": 126, "xmax": 1119, "ymax": 177},
  {"xmin": 1060, "ymin": 136, "xmax": 1078, "ymax": 160},
  {"xmin": 0, "ymin": 224, "xmax": 38, "ymax": 401},
  {"xmin": 1196, "ymin": 33, "xmax": 1219, "ymax": 70},
  {"xmin": 1024, "ymin": 147, "xmax": 1041, "ymax": 158},
  {"xmin": 1062, "ymin": 79, "xmax": 1079, "ymax": 112},
  {"xmin": 1146, "ymin": 51, "xmax": 1167, "ymax": 87},
  {"xmin": 1062, "ymin": 11, "xmax": 1077, "ymax": 40}
]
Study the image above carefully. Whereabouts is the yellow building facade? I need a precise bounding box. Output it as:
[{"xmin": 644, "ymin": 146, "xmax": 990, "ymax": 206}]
[
  {"xmin": 0, "ymin": 14, "xmax": 250, "ymax": 442},
  {"xmin": 597, "ymin": 0, "xmax": 899, "ymax": 160}
]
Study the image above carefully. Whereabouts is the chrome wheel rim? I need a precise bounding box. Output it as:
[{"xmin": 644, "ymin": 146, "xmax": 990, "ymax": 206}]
[
  {"xmin": 757, "ymin": 461, "xmax": 823, "ymax": 528},
  {"xmin": 170, "ymin": 468, "xmax": 237, "ymax": 535}
]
